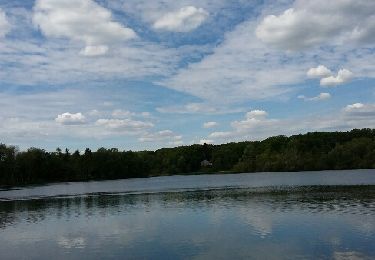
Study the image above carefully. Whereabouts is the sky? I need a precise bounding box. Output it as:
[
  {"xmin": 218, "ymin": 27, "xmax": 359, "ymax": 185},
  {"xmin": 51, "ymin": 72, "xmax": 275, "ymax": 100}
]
[{"xmin": 0, "ymin": 0, "xmax": 375, "ymax": 151}]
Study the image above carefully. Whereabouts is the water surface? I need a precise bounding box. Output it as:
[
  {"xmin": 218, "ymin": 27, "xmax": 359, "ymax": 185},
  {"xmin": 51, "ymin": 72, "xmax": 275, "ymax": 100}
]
[{"xmin": 0, "ymin": 170, "xmax": 374, "ymax": 259}]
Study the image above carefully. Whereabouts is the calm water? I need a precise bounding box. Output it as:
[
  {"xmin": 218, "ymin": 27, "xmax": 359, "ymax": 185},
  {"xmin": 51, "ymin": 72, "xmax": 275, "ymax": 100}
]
[{"xmin": 0, "ymin": 170, "xmax": 374, "ymax": 259}]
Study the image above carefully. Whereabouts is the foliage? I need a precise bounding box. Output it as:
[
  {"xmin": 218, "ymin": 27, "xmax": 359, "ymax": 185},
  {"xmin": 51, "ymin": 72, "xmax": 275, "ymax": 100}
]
[{"xmin": 1, "ymin": 129, "xmax": 375, "ymax": 186}]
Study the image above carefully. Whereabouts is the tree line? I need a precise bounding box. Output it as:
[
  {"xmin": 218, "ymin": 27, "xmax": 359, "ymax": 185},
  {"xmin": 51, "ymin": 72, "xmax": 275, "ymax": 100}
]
[{"xmin": 1, "ymin": 128, "xmax": 375, "ymax": 187}]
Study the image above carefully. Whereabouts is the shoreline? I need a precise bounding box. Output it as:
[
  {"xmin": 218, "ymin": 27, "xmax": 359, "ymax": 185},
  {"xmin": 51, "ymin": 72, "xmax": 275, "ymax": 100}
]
[
  {"xmin": 2, "ymin": 129, "xmax": 375, "ymax": 188},
  {"xmin": 1, "ymin": 168, "xmax": 374, "ymax": 191}
]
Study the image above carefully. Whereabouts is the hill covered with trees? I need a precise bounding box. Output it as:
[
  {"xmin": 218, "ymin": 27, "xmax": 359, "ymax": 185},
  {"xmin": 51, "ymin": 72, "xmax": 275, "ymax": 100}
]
[{"xmin": 1, "ymin": 128, "xmax": 375, "ymax": 187}]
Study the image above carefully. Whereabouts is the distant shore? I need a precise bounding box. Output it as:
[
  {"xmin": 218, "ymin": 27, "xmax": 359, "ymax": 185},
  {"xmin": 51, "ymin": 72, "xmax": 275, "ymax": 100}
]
[{"xmin": 1, "ymin": 128, "xmax": 375, "ymax": 187}]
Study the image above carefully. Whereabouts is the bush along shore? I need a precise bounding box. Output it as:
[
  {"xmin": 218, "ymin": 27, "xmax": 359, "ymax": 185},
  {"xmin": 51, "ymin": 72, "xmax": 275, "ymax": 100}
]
[{"xmin": 1, "ymin": 128, "xmax": 375, "ymax": 187}]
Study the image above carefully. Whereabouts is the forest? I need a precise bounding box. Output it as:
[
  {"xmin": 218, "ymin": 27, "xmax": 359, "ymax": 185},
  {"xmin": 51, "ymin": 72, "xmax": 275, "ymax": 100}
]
[{"xmin": 1, "ymin": 128, "xmax": 375, "ymax": 187}]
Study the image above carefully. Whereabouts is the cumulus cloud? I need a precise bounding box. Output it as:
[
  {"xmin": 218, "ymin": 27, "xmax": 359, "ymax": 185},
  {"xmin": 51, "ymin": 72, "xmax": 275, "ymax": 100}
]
[
  {"xmin": 344, "ymin": 103, "xmax": 375, "ymax": 117},
  {"xmin": 153, "ymin": 6, "xmax": 208, "ymax": 32},
  {"xmin": 2, "ymin": 0, "xmax": 371, "ymax": 108},
  {"xmin": 0, "ymin": 8, "xmax": 10, "ymax": 37},
  {"xmin": 203, "ymin": 121, "xmax": 218, "ymax": 128},
  {"xmin": 205, "ymin": 102, "xmax": 375, "ymax": 144},
  {"xmin": 55, "ymin": 112, "xmax": 86, "ymax": 125},
  {"xmin": 256, "ymin": 1, "xmax": 375, "ymax": 50},
  {"xmin": 160, "ymin": 18, "xmax": 315, "ymax": 104},
  {"xmin": 298, "ymin": 92, "xmax": 331, "ymax": 101},
  {"xmin": 95, "ymin": 118, "xmax": 153, "ymax": 131},
  {"xmin": 160, "ymin": 3, "xmax": 374, "ymax": 105},
  {"xmin": 118, "ymin": 0, "xmax": 225, "ymax": 23},
  {"xmin": 199, "ymin": 139, "xmax": 213, "ymax": 144},
  {"xmin": 345, "ymin": 103, "xmax": 365, "ymax": 112},
  {"xmin": 231, "ymin": 110, "xmax": 276, "ymax": 132},
  {"xmin": 79, "ymin": 45, "xmax": 109, "ymax": 56},
  {"xmin": 33, "ymin": 0, "xmax": 136, "ymax": 55},
  {"xmin": 139, "ymin": 130, "xmax": 183, "ymax": 145},
  {"xmin": 246, "ymin": 110, "xmax": 268, "ymax": 118},
  {"xmin": 208, "ymin": 109, "xmax": 277, "ymax": 141},
  {"xmin": 111, "ymin": 109, "xmax": 134, "ymax": 118},
  {"xmin": 320, "ymin": 69, "xmax": 354, "ymax": 86},
  {"xmin": 209, "ymin": 131, "xmax": 233, "ymax": 139},
  {"xmin": 1, "ymin": 0, "xmax": 374, "ymax": 151},
  {"xmin": 88, "ymin": 109, "xmax": 101, "ymax": 116},
  {"xmin": 307, "ymin": 65, "xmax": 332, "ymax": 78},
  {"xmin": 306, "ymin": 65, "xmax": 354, "ymax": 86},
  {"xmin": 205, "ymin": 110, "xmax": 297, "ymax": 142}
]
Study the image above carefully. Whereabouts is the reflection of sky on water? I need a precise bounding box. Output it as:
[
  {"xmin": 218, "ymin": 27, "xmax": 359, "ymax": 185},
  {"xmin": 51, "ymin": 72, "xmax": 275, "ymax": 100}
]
[
  {"xmin": 334, "ymin": 251, "xmax": 369, "ymax": 260},
  {"xmin": 0, "ymin": 187, "xmax": 374, "ymax": 259},
  {"xmin": 57, "ymin": 236, "xmax": 86, "ymax": 249},
  {"xmin": 1, "ymin": 169, "xmax": 375, "ymax": 201}
]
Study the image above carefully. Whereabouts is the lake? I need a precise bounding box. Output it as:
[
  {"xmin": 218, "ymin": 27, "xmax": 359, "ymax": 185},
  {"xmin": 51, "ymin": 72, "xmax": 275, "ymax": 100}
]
[{"xmin": 0, "ymin": 170, "xmax": 374, "ymax": 259}]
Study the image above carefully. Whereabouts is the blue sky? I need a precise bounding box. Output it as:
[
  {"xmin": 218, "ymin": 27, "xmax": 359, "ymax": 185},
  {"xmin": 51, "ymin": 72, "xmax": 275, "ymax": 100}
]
[{"xmin": 0, "ymin": 0, "xmax": 375, "ymax": 151}]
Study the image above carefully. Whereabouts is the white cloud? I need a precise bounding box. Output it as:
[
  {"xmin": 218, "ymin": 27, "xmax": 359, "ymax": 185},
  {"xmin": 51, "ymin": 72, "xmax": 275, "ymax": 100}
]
[
  {"xmin": 0, "ymin": 115, "xmax": 158, "ymax": 147},
  {"xmin": 157, "ymin": 102, "xmax": 217, "ymax": 114},
  {"xmin": 206, "ymin": 102, "xmax": 375, "ymax": 144},
  {"xmin": 344, "ymin": 103, "xmax": 375, "ymax": 117},
  {"xmin": 153, "ymin": 6, "xmax": 209, "ymax": 32},
  {"xmin": 0, "ymin": 39, "xmax": 180, "ymax": 86},
  {"xmin": 79, "ymin": 45, "xmax": 109, "ymax": 56},
  {"xmin": 4, "ymin": 96, "xmax": 375, "ymax": 151},
  {"xmin": 33, "ymin": 0, "xmax": 136, "ymax": 55},
  {"xmin": 139, "ymin": 130, "xmax": 183, "ymax": 145},
  {"xmin": 184, "ymin": 103, "xmax": 214, "ymax": 113},
  {"xmin": 141, "ymin": 112, "xmax": 151, "ymax": 117},
  {"xmin": 0, "ymin": 8, "xmax": 10, "ymax": 37},
  {"xmin": 170, "ymin": 140, "xmax": 184, "ymax": 146},
  {"xmin": 0, "ymin": 0, "xmax": 374, "ymax": 151},
  {"xmin": 160, "ymin": 4, "xmax": 373, "ymax": 105},
  {"xmin": 55, "ymin": 112, "xmax": 86, "ymax": 125},
  {"xmin": 307, "ymin": 65, "xmax": 332, "ymax": 78},
  {"xmin": 256, "ymin": 1, "xmax": 375, "ymax": 50},
  {"xmin": 313, "ymin": 92, "xmax": 331, "ymax": 101},
  {"xmin": 95, "ymin": 118, "xmax": 153, "ymax": 131},
  {"xmin": 111, "ymin": 109, "xmax": 134, "ymax": 118},
  {"xmin": 246, "ymin": 110, "xmax": 268, "ymax": 118},
  {"xmin": 118, "ymin": 0, "xmax": 225, "ymax": 23},
  {"xmin": 208, "ymin": 110, "xmax": 276, "ymax": 140},
  {"xmin": 203, "ymin": 121, "xmax": 218, "ymax": 128},
  {"xmin": 88, "ymin": 109, "xmax": 101, "ymax": 116},
  {"xmin": 199, "ymin": 139, "xmax": 213, "ymax": 144},
  {"xmin": 320, "ymin": 69, "xmax": 354, "ymax": 86},
  {"xmin": 209, "ymin": 131, "xmax": 233, "ymax": 139},
  {"xmin": 1, "ymin": 1, "xmax": 372, "ymax": 107},
  {"xmin": 345, "ymin": 103, "xmax": 365, "ymax": 112},
  {"xmin": 306, "ymin": 65, "xmax": 354, "ymax": 86},
  {"xmin": 231, "ymin": 110, "xmax": 277, "ymax": 132},
  {"xmin": 161, "ymin": 19, "xmax": 310, "ymax": 104},
  {"xmin": 156, "ymin": 102, "xmax": 247, "ymax": 115},
  {"xmin": 116, "ymin": 0, "xmax": 231, "ymax": 26},
  {"xmin": 0, "ymin": 89, "xmax": 162, "ymax": 148},
  {"xmin": 111, "ymin": 110, "xmax": 153, "ymax": 119},
  {"xmin": 298, "ymin": 92, "xmax": 331, "ymax": 101}
]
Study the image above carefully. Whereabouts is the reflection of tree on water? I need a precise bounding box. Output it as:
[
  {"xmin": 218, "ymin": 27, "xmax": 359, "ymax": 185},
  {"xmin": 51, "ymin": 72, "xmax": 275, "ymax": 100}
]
[{"xmin": 0, "ymin": 186, "xmax": 374, "ymax": 230}]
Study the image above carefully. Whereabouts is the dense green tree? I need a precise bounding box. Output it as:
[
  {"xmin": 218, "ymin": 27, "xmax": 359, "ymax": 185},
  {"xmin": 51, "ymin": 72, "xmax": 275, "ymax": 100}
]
[{"xmin": 1, "ymin": 128, "xmax": 375, "ymax": 187}]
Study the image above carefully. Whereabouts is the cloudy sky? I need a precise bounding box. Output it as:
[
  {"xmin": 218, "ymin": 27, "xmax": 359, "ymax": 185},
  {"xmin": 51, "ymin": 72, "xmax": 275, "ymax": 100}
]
[{"xmin": 0, "ymin": 0, "xmax": 374, "ymax": 151}]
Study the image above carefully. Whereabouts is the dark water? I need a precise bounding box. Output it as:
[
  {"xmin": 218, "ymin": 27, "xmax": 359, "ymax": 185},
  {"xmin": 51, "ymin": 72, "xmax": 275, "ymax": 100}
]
[{"xmin": 0, "ymin": 170, "xmax": 374, "ymax": 259}]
